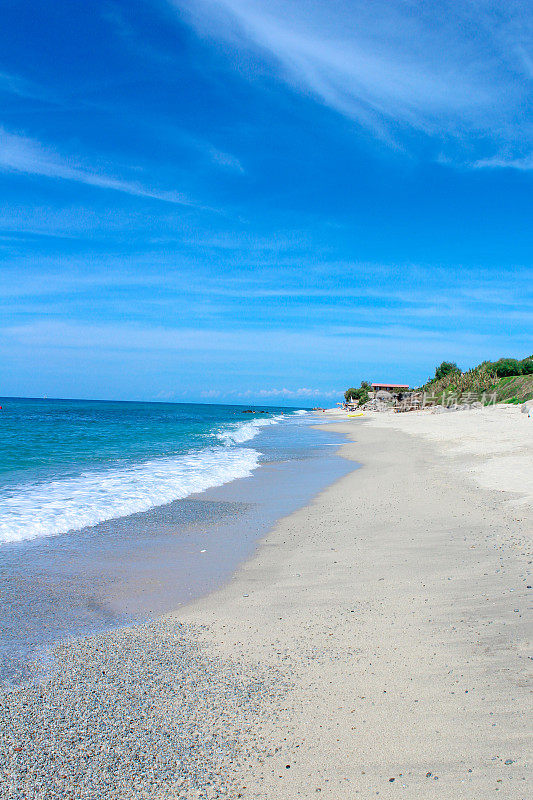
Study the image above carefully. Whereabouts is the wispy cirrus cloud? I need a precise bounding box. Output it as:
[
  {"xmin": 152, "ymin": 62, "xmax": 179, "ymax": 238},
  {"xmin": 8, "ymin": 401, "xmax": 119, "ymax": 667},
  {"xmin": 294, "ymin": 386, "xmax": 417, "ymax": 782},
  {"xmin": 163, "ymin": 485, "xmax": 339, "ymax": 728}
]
[
  {"xmin": 474, "ymin": 153, "xmax": 533, "ymax": 171},
  {"xmin": 200, "ymin": 386, "xmax": 340, "ymax": 400},
  {"xmin": 243, "ymin": 386, "xmax": 339, "ymax": 399},
  {"xmin": 0, "ymin": 70, "xmax": 55, "ymax": 103},
  {"xmin": 0, "ymin": 128, "xmax": 200, "ymax": 206},
  {"xmin": 174, "ymin": 0, "xmax": 533, "ymax": 160},
  {"xmin": 3, "ymin": 319, "xmax": 529, "ymax": 378},
  {"xmin": 206, "ymin": 145, "xmax": 244, "ymax": 173}
]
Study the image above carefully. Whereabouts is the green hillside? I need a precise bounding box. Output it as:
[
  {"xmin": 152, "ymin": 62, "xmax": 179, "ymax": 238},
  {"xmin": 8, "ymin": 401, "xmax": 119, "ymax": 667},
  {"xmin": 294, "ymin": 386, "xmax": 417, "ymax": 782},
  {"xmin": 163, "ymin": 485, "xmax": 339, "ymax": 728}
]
[
  {"xmin": 493, "ymin": 375, "xmax": 533, "ymax": 404},
  {"xmin": 419, "ymin": 356, "xmax": 533, "ymax": 405}
]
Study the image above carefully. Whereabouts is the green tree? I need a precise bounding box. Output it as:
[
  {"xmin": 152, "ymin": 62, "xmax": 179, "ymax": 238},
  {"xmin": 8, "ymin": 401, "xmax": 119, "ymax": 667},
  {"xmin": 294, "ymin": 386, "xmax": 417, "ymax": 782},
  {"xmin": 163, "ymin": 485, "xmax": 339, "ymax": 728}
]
[
  {"xmin": 434, "ymin": 361, "xmax": 460, "ymax": 381},
  {"xmin": 490, "ymin": 358, "xmax": 522, "ymax": 377},
  {"xmin": 345, "ymin": 381, "xmax": 371, "ymax": 406},
  {"xmin": 520, "ymin": 357, "xmax": 533, "ymax": 375}
]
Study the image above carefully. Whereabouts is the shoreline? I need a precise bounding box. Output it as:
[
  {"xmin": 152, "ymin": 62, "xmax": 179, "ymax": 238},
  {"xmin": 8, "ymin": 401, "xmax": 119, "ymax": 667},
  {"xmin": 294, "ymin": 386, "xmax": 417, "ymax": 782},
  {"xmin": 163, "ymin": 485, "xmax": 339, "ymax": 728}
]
[
  {"xmin": 0, "ymin": 415, "xmax": 351, "ymax": 686},
  {"xmin": 1, "ymin": 411, "xmax": 531, "ymax": 798}
]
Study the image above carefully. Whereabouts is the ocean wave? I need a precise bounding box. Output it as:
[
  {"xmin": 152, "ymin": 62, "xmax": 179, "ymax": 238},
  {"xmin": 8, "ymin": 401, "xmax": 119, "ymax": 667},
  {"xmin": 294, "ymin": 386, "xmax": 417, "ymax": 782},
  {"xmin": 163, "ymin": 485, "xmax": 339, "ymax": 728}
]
[
  {"xmin": 292, "ymin": 409, "xmax": 308, "ymax": 415},
  {"xmin": 0, "ymin": 447, "xmax": 260, "ymax": 544},
  {"xmin": 216, "ymin": 414, "xmax": 284, "ymax": 446}
]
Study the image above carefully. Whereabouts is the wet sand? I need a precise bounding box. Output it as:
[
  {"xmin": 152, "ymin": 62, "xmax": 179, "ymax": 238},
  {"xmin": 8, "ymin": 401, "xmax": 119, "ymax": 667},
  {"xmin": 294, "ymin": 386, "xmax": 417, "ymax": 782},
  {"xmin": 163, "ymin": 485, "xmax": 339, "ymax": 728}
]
[
  {"xmin": 0, "ymin": 421, "xmax": 351, "ymax": 685},
  {"xmin": 1, "ymin": 414, "xmax": 531, "ymax": 799}
]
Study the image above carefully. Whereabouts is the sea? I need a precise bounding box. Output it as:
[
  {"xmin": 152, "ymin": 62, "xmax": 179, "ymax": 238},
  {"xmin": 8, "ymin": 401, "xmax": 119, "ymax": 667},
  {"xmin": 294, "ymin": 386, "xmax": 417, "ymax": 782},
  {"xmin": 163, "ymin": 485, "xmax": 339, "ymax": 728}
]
[{"xmin": 0, "ymin": 398, "xmax": 353, "ymax": 684}]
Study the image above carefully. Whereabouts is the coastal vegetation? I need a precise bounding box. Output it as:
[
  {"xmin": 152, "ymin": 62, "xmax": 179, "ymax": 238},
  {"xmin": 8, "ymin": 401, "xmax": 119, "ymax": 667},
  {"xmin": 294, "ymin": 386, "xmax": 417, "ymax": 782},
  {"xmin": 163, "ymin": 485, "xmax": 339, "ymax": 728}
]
[
  {"xmin": 433, "ymin": 361, "xmax": 460, "ymax": 381},
  {"xmin": 486, "ymin": 356, "xmax": 533, "ymax": 376},
  {"xmin": 344, "ymin": 356, "xmax": 533, "ymax": 409},
  {"xmin": 420, "ymin": 356, "xmax": 533, "ymax": 404},
  {"xmin": 491, "ymin": 374, "xmax": 533, "ymax": 404},
  {"xmin": 422, "ymin": 362, "xmax": 497, "ymax": 397},
  {"xmin": 344, "ymin": 381, "xmax": 371, "ymax": 406}
]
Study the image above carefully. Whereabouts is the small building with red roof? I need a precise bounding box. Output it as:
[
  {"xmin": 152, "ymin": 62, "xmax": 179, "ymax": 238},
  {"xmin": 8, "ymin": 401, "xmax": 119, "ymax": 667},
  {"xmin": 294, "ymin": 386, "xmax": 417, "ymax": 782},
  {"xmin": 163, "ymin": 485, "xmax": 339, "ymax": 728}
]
[{"xmin": 371, "ymin": 382, "xmax": 410, "ymax": 393}]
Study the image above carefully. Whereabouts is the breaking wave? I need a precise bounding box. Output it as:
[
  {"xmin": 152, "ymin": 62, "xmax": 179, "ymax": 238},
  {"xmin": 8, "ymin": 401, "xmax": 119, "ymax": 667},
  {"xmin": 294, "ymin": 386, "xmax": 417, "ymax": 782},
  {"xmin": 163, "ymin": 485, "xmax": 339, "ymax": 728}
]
[
  {"xmin": 216, "ymin": 414, "xmax": 284, "ymax": 446},
  {"xmin": 0, "ymin": 447, "xmax": 260, "ymax": 544}
]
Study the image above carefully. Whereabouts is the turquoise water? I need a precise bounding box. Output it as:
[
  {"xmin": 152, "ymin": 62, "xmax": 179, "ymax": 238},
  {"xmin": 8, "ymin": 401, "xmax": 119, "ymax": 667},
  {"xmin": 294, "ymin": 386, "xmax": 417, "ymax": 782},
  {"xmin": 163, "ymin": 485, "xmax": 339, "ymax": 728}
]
[
  {"xmin": 0, "ymin": 398, "xmax": 353, "ymax": 683},
  {"xmin": 0, "ymin": 398, "xmax": 297, "ymax": 543}
]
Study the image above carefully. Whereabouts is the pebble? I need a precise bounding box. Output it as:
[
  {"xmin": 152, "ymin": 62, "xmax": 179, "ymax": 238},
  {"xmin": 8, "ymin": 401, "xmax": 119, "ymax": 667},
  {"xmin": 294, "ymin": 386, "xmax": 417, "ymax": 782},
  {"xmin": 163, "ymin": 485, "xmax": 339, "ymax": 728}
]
[{"xmin": 0, "ymin": 620, "xmax": 285, "ymax": 800}]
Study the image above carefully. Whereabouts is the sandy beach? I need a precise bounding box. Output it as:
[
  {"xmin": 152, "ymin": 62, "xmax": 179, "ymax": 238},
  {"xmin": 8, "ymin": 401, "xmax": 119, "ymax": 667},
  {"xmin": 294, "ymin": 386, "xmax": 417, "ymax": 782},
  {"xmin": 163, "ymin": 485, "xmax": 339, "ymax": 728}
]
[
  {"xmin": 1, "ymin": 406, "xmax": 531, "ymax": 799},
  {"xmin": 3, "ymin": 2, "xmax": 531, "ymax": 798}
]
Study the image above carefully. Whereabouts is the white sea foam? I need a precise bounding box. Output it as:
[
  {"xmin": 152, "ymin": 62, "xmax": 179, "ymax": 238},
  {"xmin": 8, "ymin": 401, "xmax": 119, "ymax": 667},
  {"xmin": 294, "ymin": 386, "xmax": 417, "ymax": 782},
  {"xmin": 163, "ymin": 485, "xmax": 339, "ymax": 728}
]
[
  {"xmin": 292, "ymin": 409, "xmax": 308, "ymax": 415},
  {"xmin": 0, "ymin": 447, "xmax": 260, "ymax": 544},
  {"xmin": 216, "ymin": 414, "xmax": 284, "ymax": 446}
]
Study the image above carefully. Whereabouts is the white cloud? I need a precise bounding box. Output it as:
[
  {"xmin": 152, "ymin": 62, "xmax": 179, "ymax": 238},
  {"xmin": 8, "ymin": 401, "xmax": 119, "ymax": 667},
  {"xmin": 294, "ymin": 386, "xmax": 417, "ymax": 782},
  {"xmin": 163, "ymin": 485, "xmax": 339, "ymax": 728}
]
[
  {"xmin": 473, "ymin": 153, "xmax": 533, "ymax": 171},
  {"xmin": 0, "ymin": 71, "xmax": 54, "ymax": 102},
  {"xmin": 200, "ymin": 386, "xmax": 339, "ymax": 399},
  {"xmin": 207, "ymin": 145, "xmax": 244, "ymax": 173},
  {"xmin": 174, "ymin": 0, "xmax": 533, "ymax": 156},
  {"xmin": 246, "ymin": 387, "xmax": 339, "ymax": 398},
  {"xmin": 3, "ymin": 318, "xmax": 527, "ymax": 362},
  {"xmin": 0, "ymin": 128, "xmax": 198, "ymax": 205},
  {"xmin": 2, "ymin": 319, "xmax": 530, "ymax": 400}
]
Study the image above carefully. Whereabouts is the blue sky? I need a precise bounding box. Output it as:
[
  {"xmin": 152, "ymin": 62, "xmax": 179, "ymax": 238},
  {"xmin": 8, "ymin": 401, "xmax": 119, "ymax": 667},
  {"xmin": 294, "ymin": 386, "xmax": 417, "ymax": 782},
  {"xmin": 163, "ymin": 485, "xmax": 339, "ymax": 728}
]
[{"xmin": 1, "ymin": 0, "xmax": 532, "ymax": 405}]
